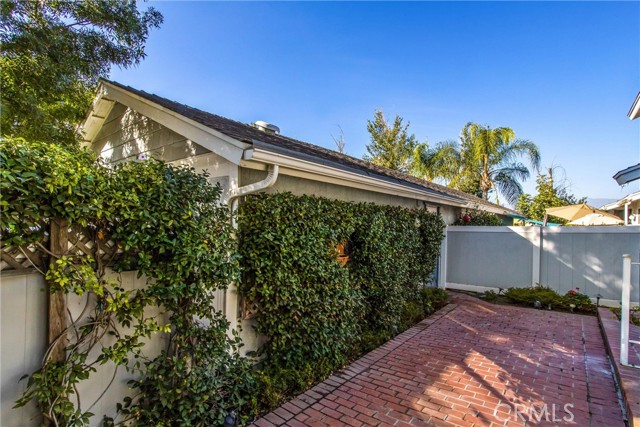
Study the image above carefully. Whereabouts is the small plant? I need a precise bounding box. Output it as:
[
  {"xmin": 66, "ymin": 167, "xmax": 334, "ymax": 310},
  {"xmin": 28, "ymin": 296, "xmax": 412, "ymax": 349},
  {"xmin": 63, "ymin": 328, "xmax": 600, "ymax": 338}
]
[
  {"xmin": 503, "ymin": 286, "xmax": 595, "ymax": 313},
  {"xmin": 609, "ymin": 306, "xmax": 640, "ymax": 327},
  {"xmin": 398, "ymin": 287, "xmax": 449, "ymax": 332},
  {"xmin": 454, "ymin": 210, "xmax": 502, "ymax": 226},
  {"xmin": 483, "ymin": 290, "xmax": 498, "ymax": 302},
  {"xmin": 562, "ymin": 289, "xmax": 596, "ymax": 313},
  {"xmin": 421, "ymin": 287, "xmax": 448, "ymax": 310}
]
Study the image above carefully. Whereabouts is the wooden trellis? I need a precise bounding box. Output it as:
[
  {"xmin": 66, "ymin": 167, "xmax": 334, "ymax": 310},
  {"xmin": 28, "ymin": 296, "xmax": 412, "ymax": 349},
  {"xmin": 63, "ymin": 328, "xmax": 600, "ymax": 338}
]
[{"xmin": 0, "ymin": 225, "xmax": 121, "ymax": 273}]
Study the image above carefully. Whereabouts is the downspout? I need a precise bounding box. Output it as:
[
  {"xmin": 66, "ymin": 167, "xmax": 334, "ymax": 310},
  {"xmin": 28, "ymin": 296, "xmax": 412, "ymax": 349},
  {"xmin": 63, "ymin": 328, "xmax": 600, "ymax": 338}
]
[
  {"xmin": 224, "ymin": 157, "xmax": 279, "ymax": 329},
  {"xmin": 228, "ymin": 163, "xmax": 280, "ymax": 225}
]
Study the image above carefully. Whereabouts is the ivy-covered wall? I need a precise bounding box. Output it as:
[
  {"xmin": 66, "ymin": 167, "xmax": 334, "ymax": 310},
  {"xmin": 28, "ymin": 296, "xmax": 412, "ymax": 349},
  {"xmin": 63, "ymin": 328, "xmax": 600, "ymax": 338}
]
[{"xmin": 237, "ymin": 192, "xmax": 446, "ymax": 409}]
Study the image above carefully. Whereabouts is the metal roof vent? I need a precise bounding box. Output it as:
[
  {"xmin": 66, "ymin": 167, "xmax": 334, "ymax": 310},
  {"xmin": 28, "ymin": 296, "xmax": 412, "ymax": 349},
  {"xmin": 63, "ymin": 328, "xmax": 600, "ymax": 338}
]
[{"xmin": 253, "ymin": 120, "xmax": 280, "ymax": 134}]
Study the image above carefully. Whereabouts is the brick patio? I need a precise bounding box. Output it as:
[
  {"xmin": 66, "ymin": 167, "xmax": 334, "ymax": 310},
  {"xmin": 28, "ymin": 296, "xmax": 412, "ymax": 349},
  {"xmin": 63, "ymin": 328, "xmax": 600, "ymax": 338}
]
[{"xmin": 251, "ymin": 293, "xmax": 626, "ymax": 427}]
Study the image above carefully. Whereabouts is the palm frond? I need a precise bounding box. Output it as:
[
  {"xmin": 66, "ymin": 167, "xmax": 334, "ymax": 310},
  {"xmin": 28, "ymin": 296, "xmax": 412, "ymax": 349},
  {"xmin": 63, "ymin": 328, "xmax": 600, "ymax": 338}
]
[
  {"xmin": 496, "ymin": 139, "xmax": 541, "ymax": 172},
  {"xmin": 412, "ymin": 140, "xmax": 461, "ymax": 181},
  {"xmin": 493, "ymin": 169, "xmax": 526, "ymax": 205}
]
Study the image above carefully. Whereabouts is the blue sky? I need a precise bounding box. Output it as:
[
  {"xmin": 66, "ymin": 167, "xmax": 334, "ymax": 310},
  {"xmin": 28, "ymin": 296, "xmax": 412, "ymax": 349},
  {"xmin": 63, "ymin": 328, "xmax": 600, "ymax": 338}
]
[{"xmin": 111, "ymin": 1, "xmax": 640, "ymax": 203}]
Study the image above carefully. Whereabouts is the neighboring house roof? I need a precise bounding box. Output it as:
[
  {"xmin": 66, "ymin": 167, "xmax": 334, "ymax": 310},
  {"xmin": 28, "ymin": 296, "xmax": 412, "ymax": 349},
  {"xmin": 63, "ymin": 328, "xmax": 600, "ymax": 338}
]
[
  {"xmin": 601, "ymin": 190, "xmax": 640, "ymax": 211},
  {"xmin": 85, "ymin": 79, "xmax": 517, "ymax": 216},
  {"xmin": 629, "ymin": 92, "xmax": 640, "ymax": 120},
  {"xmin": 613, "ymin": 163, "xmax": 640, "ymax": 186}
]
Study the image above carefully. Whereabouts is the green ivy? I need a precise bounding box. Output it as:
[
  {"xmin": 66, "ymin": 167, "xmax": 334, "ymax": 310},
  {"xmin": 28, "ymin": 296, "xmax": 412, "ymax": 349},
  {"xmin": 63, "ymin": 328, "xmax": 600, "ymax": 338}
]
[
  {"xmin": 238, "ymin": 193, "xmax": 445, "ymax": 411},
  {"xmin": 238, "ymin": 194, "xmax": 361, "ymax": 371},
  {"xmin": 3, "ymin": 138, "xmax": 252, "ymax": 426},
  {"xmin": 1, "ymin": 138, "xmax": 98, "ymax": 246},
  {"xmin": 4, "ymin": 137, "xmax": 448, "ymax": 424}
]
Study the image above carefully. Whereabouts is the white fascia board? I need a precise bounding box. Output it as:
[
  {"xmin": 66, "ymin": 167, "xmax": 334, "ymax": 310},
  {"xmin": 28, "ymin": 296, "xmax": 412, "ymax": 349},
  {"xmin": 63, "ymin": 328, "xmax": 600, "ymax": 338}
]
[
  {"xmin": 245, "ymin": 148, "xmax": 469, "ymax": 207},
  {"xmin": 601, "ymin": 190, "xmax": 640, "ymax": 210},
  {"xmin": 85, "ymin": 82, "xmax": 248, "ymax": 164},
  {"xmin": 600, "ymin": 201, "xmax": 621, "ymax": 211},
  {"xmin": 628, "ymin": 92, "xmax": 640, "ymax": 120},
  {"xmin": 464, "ymin": 202, "xmax": 516, "ymax": 216},
  {"xmin": 78, "ymin": 87, "xmax": 116, "ymax": 144}
]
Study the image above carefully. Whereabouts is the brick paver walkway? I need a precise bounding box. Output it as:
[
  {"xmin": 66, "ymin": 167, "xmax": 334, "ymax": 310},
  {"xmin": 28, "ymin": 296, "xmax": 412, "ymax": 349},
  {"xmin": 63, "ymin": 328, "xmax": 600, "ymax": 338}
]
[
  {"xmin": 599, "ymin": 307, "xmax": 640, "ymax": 426},
  {"xmin": 252, "ymin": 293, "xmax": 625, "ymax": 427}
]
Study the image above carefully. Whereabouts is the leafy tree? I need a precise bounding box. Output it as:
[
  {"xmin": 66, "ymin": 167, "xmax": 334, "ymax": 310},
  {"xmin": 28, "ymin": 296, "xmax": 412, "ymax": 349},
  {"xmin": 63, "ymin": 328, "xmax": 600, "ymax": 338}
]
[
  {"xmin": 364, "ymin": 109, "xmax": 418, "ymax": 172},
  {"xmin": 1, "ymin": 0, "xmax": 163, "ymax": 145},
  {"xmin": 516, "ymin": 169, "xmax": 586, "ymax": 222},
  {"xmin": 413, "ymin": 122, "xmax": 540, "ymax": 205}
]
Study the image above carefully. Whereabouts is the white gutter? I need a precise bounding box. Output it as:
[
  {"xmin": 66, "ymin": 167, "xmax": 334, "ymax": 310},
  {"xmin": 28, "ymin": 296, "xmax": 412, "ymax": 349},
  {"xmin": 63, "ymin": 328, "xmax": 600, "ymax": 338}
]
[
  {"xmin": 246, "ymin": 147, "xmax": 469, "ymax": 208},
  {"xmin": 228, "ymin": 161, "xmax": 279, "ymax": 225},
  {"xmin": 628, "ymin": 91, "xmax": 640, "ymax": 120}
]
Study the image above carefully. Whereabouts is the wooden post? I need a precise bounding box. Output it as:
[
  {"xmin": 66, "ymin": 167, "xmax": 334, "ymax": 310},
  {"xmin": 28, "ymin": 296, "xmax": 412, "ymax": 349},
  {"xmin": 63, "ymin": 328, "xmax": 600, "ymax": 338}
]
[{"xmin": 48, "ymin": 218, "xmax": 68, "ymax": 363}]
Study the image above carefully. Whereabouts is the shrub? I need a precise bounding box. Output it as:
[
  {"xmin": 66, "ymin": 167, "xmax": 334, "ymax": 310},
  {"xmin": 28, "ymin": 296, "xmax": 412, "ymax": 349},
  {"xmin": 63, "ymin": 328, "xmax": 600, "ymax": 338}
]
[
  {"xmin": 483, "ymin": 290, "xmax": 498, "ymax": 302},
  {"xmin": 398, "ymin": 287, "xmax": 449, "ymax": 332},
  {"xmin": 609, "ymin": 306, "xmax": 640, "ymax": 327},
  {"xmin": 562, "ymin": 290, "xmax": 596, "ymax": 313},
  {"xmin": 421, "ymin": 287, "xmax": 449, "ymax": 310},
  {"xmin": 503, "ymin": 286, "xmax": 595, "ymax": 313},
  {"xmin": 454, "ymin": 209, "xmax": 503, "ymax": 226}
]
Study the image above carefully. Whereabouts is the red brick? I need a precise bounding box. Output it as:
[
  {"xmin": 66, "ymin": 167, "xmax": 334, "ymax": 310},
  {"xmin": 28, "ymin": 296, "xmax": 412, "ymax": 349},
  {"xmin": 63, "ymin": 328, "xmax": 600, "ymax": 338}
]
[{"xmin": 252, "ymin": 294, "xmax": 625, "ymax": 427}]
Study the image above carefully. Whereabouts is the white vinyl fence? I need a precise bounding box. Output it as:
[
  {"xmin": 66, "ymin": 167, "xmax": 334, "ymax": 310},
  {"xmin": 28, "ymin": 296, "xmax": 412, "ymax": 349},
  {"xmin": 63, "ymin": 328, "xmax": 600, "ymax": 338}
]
[
  {"xmin": 0, "ymin": 270, "xmax": 224, "ymax": 427},
  {"xmin": 442, "ymin": 226, "xmax": 640, "ymax": 306}
]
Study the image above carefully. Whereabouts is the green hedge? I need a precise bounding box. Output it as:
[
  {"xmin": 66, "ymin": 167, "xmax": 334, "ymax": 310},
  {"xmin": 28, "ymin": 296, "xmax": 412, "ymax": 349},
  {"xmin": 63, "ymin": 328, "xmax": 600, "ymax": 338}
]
[{"xmin": 238, "ymin": 193, "xmax": 446, "ymax": 409}]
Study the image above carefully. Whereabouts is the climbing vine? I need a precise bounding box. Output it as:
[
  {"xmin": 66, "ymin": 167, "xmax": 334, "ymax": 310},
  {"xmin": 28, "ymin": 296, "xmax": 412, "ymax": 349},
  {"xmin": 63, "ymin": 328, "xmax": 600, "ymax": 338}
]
[
  {"xmin": 2, "ymin": 138, "xmax": 252, "ymax": 426},
  {"xmin": 2, "ymin": 138, "xmax": 448, "ymax": 424},
  {"xmin": 238, "ymin": 193, "xmax": 446, "ymax": 410}
]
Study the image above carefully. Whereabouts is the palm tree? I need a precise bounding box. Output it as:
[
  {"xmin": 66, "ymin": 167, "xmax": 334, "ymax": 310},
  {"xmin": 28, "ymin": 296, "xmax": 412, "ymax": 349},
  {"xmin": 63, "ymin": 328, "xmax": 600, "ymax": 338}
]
[{"xmin": 413, "ymin": 122, "xmax": 540, "ymax": 205}]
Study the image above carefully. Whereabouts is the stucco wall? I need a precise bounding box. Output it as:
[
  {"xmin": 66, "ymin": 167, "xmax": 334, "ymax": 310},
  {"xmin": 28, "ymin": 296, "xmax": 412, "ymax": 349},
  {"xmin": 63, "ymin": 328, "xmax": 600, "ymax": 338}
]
[{"xmin": 239, "ymin": 168, "xmax": 461, "ymax": 224}]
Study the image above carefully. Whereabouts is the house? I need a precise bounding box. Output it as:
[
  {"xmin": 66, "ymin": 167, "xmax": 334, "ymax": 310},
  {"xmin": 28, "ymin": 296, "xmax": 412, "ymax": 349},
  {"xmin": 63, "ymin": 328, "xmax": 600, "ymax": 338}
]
[
  {"xmin": 81, "ymin": 80, "xmax": 516, "ymax": 223},
  {"xmin": 79, "ymin": 79, "xmax": 518, "ymax": 347},
  {"xmin": 613, "ymin": 92, "xmax": 640, "ymax": 185},
  {"xmin": 601, "ymin": 190, "xmax": 640, "ymax": 225}
]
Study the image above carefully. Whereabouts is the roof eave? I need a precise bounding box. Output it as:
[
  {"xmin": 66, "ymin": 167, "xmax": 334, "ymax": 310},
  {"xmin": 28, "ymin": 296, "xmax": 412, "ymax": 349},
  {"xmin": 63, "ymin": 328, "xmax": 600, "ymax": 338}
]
[
  {"xmin": 246, "ymin": 144, "xmax": 470, "ymax": 208},
  {"xmin": 628, "ymin": 92, "xmax": 640, "ymax": 120},
  {"xmin": 601, "ymin": 190, "xmax": 640, "ymax": 210},
  {"xmin": 613, "ymin": 164, "xmax": 640, "ymax": 185}
]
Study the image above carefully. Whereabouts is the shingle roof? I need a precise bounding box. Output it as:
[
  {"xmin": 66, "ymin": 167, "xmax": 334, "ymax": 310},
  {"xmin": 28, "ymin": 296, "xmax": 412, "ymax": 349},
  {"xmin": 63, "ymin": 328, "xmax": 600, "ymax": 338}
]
[{"xmin": 101, "ymin": 79, "xmax": 516, "ymax": 214}]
